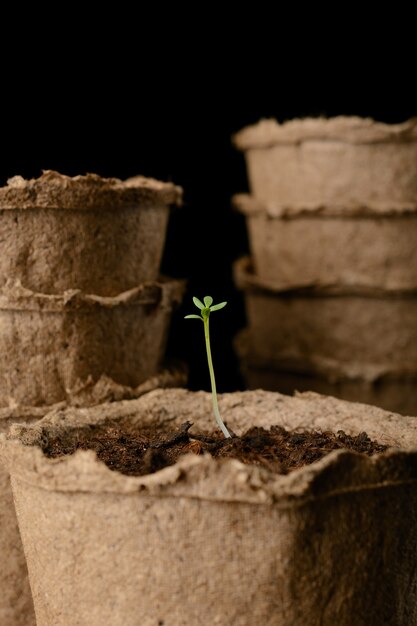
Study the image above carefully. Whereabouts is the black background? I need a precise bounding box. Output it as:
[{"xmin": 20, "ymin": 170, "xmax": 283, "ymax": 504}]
[{"xmin": 2, "ymin": 32, "xmax": 416, "ymax": 391}]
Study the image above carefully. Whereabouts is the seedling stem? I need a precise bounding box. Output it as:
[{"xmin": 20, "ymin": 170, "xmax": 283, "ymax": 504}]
[{"xmin": 185, "ymin": 296, "xmax": 232, "ymax": 438}]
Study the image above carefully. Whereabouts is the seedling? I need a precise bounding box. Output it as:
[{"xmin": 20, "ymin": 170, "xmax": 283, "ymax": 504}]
[{"xmin": 185, "ymin": 296, "xmax": 232, "ymax": 438}]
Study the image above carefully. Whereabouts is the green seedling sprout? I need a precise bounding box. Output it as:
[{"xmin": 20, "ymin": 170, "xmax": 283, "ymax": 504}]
[{"xmin": 185, "ymin": 296, "xmax": 232, "ymax": 438}]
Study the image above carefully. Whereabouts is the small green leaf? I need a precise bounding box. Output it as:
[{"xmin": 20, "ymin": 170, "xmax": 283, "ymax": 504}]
[
  {"xmin": 184, "ymin": 314, "xmax": 203, "ymax": 320},
  {"xmin": 210, "ymin": 301, "xmax": 227, "ymax": 312},
  {"xmin": 193, "ymin": 297, "xmax": 204, "ymax": 310},
  {"xmin": 203, "ymin": 296, "xmax": 213, "ymax": 307}
]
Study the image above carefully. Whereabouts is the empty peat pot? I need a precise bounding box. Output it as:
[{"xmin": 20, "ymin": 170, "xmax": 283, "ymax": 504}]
[
  {"xmin": 233, "ymin": 194, "xmax": 417, "ymax": 291},
  {"xmin": 235, "ymin": 328, "xmax": 417, "ymax": 416},
  {"xmin": 234, "ymin": 257, "xmax": 417, "ymax": 379},
  {"xmin": 0, "ymin": 278, "xmax": 184, "ymax": 406},
  {"xmin": 0, "ymin": 170, "xmax": 182, "ymax": 295},
  {"xmin": 233, "ymin": 116, "xmax": 417, "ymax": 211},
  {"xmin": 0, "ymin": 368, "xmax": 186, "ymax": 626},
  {"xmin": 1, "ymin": 389, "xmax": 417, "ymax": 626}
]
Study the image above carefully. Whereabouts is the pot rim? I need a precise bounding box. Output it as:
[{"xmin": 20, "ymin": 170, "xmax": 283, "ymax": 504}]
[
  {"xmin": 0, "ymin": 170, "xmax": 183, "ymax": 211},
  {"xmin": 0, "ymin": 362, "xmax": 188, "ymax": 415},
  {"xmin": 0, "ymin": 277, "xmax": 186, "ymax": 312},
  {"xmin": 232, "ymin": 192, "xmax": 417, "ymax": 218},
  {"xmin": 2, "ymin": 389, "xmax": 417, "ymax": 506},
  {"xmin": 235, "ymin": 327, "xmax": 417, "ymax": 383},
  {"xmin": 233, "ymin": 116, "xmax": 417, "ymax": 150},
  {"xmin": 234, "ymin": 256, "xmax": 417, "ymax": 297}
]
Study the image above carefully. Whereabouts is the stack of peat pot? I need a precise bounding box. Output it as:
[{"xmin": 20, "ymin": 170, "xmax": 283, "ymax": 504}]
[
  {"xmin": 233, "ymin": 116, "xmax": 417, "ymax": 415},
  {"xmin": 0, "ymin": 170, "xmax": 185, "ymax": 626}
]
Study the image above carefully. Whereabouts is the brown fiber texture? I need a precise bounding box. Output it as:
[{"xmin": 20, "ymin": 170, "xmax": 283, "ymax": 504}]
[
  {"xmin": 0, "ymin": 278, "xmax": 185, "ymax": 406},
  {"xmin": 1, "ymin": 389, "xmax": 417, "ymax": 625},
  {"xmin": 0, "ymin": 369, "xmax": 186, "ymax": 626},
  {"xmin": 0, "ymin": 406, "xmax": 51, "ymax": 626},
  {"xmin": 235, "ymin": 329, "xmax": 417, "ymax": 416},
  {"xmin": 234, "ymin": 257, "xmax": 417, "ymax": 381},
  {"xmin": 233, "ymin": 117, "xmax": 417, "ymax": 211},
  {"xmin": 0, "ymin": 171, "xmax": 182, "ymax": 295},
  {"xmin": 233, "ymin": 194, "xmax": 417, "ymax": 290}
]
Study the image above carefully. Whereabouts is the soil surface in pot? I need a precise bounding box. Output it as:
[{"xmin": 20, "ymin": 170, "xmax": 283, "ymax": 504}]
[{"xmin": 42, "ymin": 421, "xmax": 388, "ymax": 476}]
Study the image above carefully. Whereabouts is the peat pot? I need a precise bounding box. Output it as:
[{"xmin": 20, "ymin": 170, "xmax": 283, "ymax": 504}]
[
  {"xmin": 0, "ymin": 368, "xmax": 186, "ymax": 626},
  {"xmin": 234, "ymin": 257, "xmax": 417, "ymax": 380},
  {"xmin": 0, "ymin": 278, "xmax": 185, "ymax": 406},
  {"xmin": 0, "ymin": 170, "xmax": 182, "ymax": 295},
  {"xmin": 233, "ymin": 116, "xmax": 417, "ymax": 211},
  {"xmin": 1, "ymin": 389, "xmax": 417, "ymax": 625},
  {"xmin": 235, "ymin": 328, "xmax": 417, "ymax": 416},
  {"xmin": 233, "ymin": 193, "xmax": 417, "ymax": 290}
]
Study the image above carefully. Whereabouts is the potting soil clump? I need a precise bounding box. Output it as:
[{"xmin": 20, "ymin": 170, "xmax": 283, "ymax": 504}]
[{"xmin": 42, "ymin": 421, "xmax": 387, "ymax": 477}]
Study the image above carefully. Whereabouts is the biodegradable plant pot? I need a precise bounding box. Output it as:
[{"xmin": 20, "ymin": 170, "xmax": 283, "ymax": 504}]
[
  {"xmin": 0, "ymin": 278, "xmax": 185, "ymax": 406},
  {"xmin": 0, "ymin": 367, "xmax": 186, "ymax": 626},
  {"xmin": 233, "ymin": 194, "xmax": 417, "ymax": 290},
  {"xmin": 0, "ymin": 170, "xmax": 182, "ymax": 295},
  {"xmin": 233, "ymin": 116, "xmax": 417, "ymax": 211},
  {"xmin": 234, "ymin": 257, "xmax": 417, "ymax": 378},
  {"xmin": 2, "ymin": 389, "xmax": 417, "ymax": 626},
  {"xmin": 235, "ymin": 328, "xmax": 417, "ymax": 415}
]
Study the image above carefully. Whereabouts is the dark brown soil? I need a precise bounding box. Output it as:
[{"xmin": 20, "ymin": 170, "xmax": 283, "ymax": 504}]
[{"xmin": 41, "ymin": 420, "xmax": 388, "ymax": 477}]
